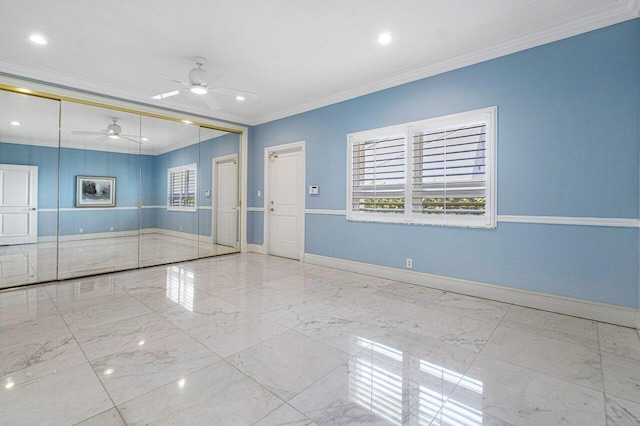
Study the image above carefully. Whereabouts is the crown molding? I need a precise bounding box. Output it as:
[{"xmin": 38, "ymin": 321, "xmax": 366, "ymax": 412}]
[
  {"xmin": 250, "ymin": 0, "xmax": 640, "ymax": 125},
  {"xmin": 0, "ymin": 60, "xmax": 250, "ymax": 125},
  {"xmin": 0, "ymin": 1, "xmax": 637, "ymax": 127}
]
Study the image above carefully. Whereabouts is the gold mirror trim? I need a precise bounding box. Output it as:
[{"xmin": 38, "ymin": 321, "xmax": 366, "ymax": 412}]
[{"xmin": 0, "ymin": 84, "xmax": 242, "ymax": 134}]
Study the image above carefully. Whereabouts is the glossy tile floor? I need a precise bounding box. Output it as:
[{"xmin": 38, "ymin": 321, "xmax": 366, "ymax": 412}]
[
  {"xmin": 0, "ymin": 234, "xmax": 238, "ymax": 287},
  {"xmin": 1, "ymin": 253, "xmax": 639, "ymax": 425}
]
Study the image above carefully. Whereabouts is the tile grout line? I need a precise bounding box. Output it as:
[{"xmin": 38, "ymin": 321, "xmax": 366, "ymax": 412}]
[{"xmin": 50, "ymin": 289, "xmax": 126, "ymax": 425}]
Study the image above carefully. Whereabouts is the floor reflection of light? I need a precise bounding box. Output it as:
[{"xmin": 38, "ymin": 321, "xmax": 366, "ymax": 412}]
[
  {"xmin": 349, "ymin": 335, "xmax": 484, "ymax": 426},
  {"xmin": 417, "ymin": 360, "xmax": 483, "ymax": 426},
  {"xmin": 350, "ymin": 337, "xmax": 404, "ymax": 425},
  {"xmin": 166, "ymin": 266, "xmax": 195, "ymax": 311}
]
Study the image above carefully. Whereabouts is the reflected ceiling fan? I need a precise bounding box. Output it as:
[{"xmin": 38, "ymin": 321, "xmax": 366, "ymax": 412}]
[
  {"xmin": 149, "ymin": 57, "xmax": 257, "ymax": 110},
  {"xmin": 71, "ymin": 118, "xmax": 141, "ymax": 144}
]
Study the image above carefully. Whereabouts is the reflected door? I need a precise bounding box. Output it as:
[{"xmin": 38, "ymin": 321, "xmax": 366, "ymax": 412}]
[
  {"xmin": 267, "ymin": 148, "xmax": 303, "ymax": 259},
  {"xmin": 214, "ymin": 155, "xmax": 238, "ymax": 248},
  {"xmin": 0, "ymin": 164, "xmax": 38, "ymax": 245}
]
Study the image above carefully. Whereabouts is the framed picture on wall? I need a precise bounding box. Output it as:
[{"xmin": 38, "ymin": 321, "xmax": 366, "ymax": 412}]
[{"xmin": 76, "ymin": 176, "xmax": 116, "ymax": 207}]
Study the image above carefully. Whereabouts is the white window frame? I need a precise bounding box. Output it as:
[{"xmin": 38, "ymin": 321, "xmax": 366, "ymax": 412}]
[
  {"xmin": 347, "ymin": 106, "xmax": 497, "ymax": 229},
  {"xmin": 167, "ymin": 163, "xmax": 198, "ymax": 212}
]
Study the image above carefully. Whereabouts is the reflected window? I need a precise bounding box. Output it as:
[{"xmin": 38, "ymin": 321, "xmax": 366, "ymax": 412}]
[
  {"xmin": 349, "ymin": 336, "xmax": 404, "ymax": 424},
  {"xmin": 166, "ymin": 266, "xmax": 194, "ymax": 310},
  {"xmin": 167, "ymin": 163, "xmax": 197, "ymax": 212},
  {"xmin": 350, "ymin": 335, "xmax": 484, "ymax": 426}
]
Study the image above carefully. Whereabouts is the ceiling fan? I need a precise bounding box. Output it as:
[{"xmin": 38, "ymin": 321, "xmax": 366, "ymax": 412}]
[
  {"xmin": 70, "ymin": 118, "xmax": 141, "ymax": 143},
  {"xmin": 149, "ymin": 57, "xmax": 257, "ymax": 110}
]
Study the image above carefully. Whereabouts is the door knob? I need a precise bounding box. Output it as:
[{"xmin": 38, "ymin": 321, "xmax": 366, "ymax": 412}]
[
  {"xmin": 270, "ymin": 208, "xmax": 275, "ymax": 212},
  {"xmin": 30, "ymin": 208, "xmax": 36, "ymax": 211}
]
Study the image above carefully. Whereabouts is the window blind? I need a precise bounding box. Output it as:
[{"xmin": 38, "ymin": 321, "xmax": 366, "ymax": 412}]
[
  {"xmin": 412, "ymin": 123, "xmax": 486, "ymax": 216},
  {"xmin": 351, "ymin": 135, "xmax": 406, "ymax": 214},
  {"xmin": 167, "ymin": 165, "xmax": 197, "ymax": 210}
]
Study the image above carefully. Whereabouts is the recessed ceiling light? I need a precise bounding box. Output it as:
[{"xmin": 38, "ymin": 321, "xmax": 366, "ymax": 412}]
[
  {"xmin": 236, "ymin": 95, "xmax": 245, "ymax": 101},
  {"xmin": 377, "ymin": 32, "xmax": 392, "ymax": 45},
  {"xmin": 29, "ymin": 34, "xmax": 48, "ymax": 45},
  {"xmin": 142, "ymin": 137, "xmax": 148, "ymax": 142},
  {"xmin": 10, "ymin": 121, "xmax": 21, "ymax": 126},
  {"xmin": 103, "ymin": 368, "xmax": 114, "ymax": 376},
  {"xmin": 5, "ymin": 381, "xmax": 14, "ymax": 389},
  {"xmin": 182, "ymin": 120, "xmax": 193, "ymax": 124}
]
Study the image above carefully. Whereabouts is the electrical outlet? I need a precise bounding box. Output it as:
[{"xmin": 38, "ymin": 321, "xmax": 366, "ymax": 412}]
[
  {"xmin": 110, "ymin": 226, "xmax": 114, "ymax": 231},
  {"xmin": 179, "ymin": 226, "xmax": 183, "ymax": 232},
  {"xmin": 79, "ymin": 228, "xmax": 83, "ymax": 234},
  {"xmin": 406, "ymin": 258, "xmax": 413, "ymax": 269}
]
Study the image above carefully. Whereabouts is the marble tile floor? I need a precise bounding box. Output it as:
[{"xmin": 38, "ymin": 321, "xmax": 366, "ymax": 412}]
[
  {"xmin": 1, "ymin": 253, "xmax": 639, "ymax": 425},
  {"xmin": 0, "ymin": 234, "xmax": 238, "ymax": 288}
]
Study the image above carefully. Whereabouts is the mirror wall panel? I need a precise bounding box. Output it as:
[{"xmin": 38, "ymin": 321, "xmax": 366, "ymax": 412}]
[
  {"xmin": 139, "ymin": 116, "xmax": 200, "ymax": 267},
  {"xmin": 58, "ymin": 101, "xmax": 141, "ymax": 279},
  {"xmin": 0, "ymin": 87, "xmax": 244, "ymax": 288},
  {"xmin": 198, "ymin": 129, "xmax": 241, "ymax": 257},
  {"xmin": 0, "ymin": 91, "xmax": 60, "ymax": 288}
]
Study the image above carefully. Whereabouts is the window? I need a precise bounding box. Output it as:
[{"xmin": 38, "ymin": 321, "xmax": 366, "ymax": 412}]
[
  {"xmin": 347, "ymin": 107, "xmax": 496, "ymax": 228},
  {"xmin": 167, "ymin": 163, "xmax": 197, "ymax": 212}
]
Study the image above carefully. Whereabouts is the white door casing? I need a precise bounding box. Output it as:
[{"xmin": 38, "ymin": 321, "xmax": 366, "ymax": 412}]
[
  {"xmin": 0, "ymin": 164, "xmax": 38, "ymax": 245},
  {"xmin": 264, "ymin": 142, "xmax": 305, "ymax": 260},
  {"xmin": 213, "ymin": 155, "xmax": 239, "ymax": 248}
]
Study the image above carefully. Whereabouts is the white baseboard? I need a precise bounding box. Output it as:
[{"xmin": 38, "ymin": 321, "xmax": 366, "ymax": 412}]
[
  {"xmin": 140, "ymin": 228, "xmax": 202, "ymax": 242},
  {"xmin": 247, "ymin": 243, "xmax": 265, "ymax": 254},
  {"xmin": 303, "ymin": 253, "xmax": 638, "ymax": 328},
  {"xmin": 58, "ymin": 230, "xmax": 138, "ymax": 242},
  {"xmin": 37, "ymin": 236, "xmax": 57, "ymax": 243}
]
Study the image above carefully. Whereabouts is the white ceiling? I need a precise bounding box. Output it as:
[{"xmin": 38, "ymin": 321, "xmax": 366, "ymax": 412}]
[{"xmin": 0, "ymin": 0, "xmax": 637, "ymax": 125}]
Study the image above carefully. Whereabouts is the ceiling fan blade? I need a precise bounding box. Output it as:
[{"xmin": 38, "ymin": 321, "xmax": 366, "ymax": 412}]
[
  {"xmin": 121, "ymin": 136, "xmax": 142, "ymax": 144},
  {"xmin": 201, "ymin": 93, "xmax": 222, "ymax": 110},
  {"xmin": 142, "ymin": 72, "xmax": 190, "ymax": 87},
  {"xmin": 151, "ymin": 90, "xmax": 182, "ymax": 100},
  {"xmin": 71, "ymin": 131, "xmax": 104, "ymax": 136},
  {"xmin": 209, "ymin": 86, "xmax": 257, "ymax": 100}
]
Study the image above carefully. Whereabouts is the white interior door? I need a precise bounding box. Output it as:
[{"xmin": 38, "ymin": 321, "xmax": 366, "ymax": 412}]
[
  {"xmin": 0, "ymin": 165, "xmax": 38, "ymax": 245},
  {"xmin": 214, "ymin": 156, "xmax": 238, "ymax": 248},
  {"xmin": 267, "ymin": 146, "xmax": 304, "ymax": 259}
]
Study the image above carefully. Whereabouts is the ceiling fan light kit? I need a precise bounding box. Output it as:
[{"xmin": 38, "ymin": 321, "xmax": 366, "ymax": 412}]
[{"xmin": 149, "ymin": 57, "xmax": 256, "ymax": 110}]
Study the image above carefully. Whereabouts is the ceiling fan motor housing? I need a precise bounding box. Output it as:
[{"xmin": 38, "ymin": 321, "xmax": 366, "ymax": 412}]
[
  {"xmin": 106, "ymin": 122, "xmax": 121, "ymax": 135},
  {"xmin": 188, "ymin": 66, "xmax": 207, "ymax": 86}
]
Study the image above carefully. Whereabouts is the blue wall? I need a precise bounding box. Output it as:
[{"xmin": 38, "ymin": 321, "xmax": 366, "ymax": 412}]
[
  {"xmin": 143, "ymin": 133, "xmax": 240, "ymax": 236},
  {"xmin": 0, "ymin": 142, "xmax": 59, "ymax": 236},
  {"xmin": 2, "ymin": 132, "xmax": 240, "ymax": 238},
  {"xmin": 248, "ymin": 20, "xmax": 640, "ymax": 308},
  {"xmin": 59, "ymin": 147, "xmax": 142, "ymax": 235}
]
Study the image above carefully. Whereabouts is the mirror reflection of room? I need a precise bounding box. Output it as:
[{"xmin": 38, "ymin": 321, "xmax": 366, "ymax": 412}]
[
  {"xmin": 58, "ymin": 102, "xmax": 141, "ymax": 279},
  {"xmin": 0, "ymin": 90, "xmax": 60, "ymax": 288},
  {"xmin": 0, "ymin": 88, "xmax": 242, "ymax": 288}
]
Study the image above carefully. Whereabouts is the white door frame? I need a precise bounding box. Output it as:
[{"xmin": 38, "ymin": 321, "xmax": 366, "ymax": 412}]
[
  {"xmin": 212, "ymin": 153, "xmax": 239, "ymax": 247},
  {"xmin": 263, "ymin": 141, "xmax": 306, "ymax": 261}
]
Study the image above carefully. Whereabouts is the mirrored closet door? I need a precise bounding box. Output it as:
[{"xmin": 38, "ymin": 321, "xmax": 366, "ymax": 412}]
[
  {"xmin": 0, "ymin": 87, "xmax": 242, "ymax": 288},
  {"xmin": 139, "ymin": 116, "xmax": 200, "ymax": 267},
  {"xmin": 0, "ymin": 90, "xmax": 60, "ymax": 289},
  {"xmin": 198, "ymin": 128, "xmax": 241, "ymax": 258},
  {"xmin": 58, "ymin": 102, "xmax": 141, "ymax": 279}
]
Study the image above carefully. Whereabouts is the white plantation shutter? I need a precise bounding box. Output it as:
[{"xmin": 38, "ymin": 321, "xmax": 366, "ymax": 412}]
[
  {"xmin": 350, "ymin": 134, "xmax": 406, "ymax": 217},
  {"xmin": 347, "ymin": 107, "xmax": 496, "ymax": 228},
  {"xmin": 167, "ymin": 164, "xmax": 197, "ymax": 211},
  {"xmin": 412, "ymin": 123, "xmax": 487, "ymax": 216}
]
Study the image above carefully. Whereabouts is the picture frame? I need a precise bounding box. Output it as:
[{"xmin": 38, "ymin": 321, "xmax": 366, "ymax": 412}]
[{"xmin": 76, "ymin": 176, "xmax": 116, "ymax": 207}]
